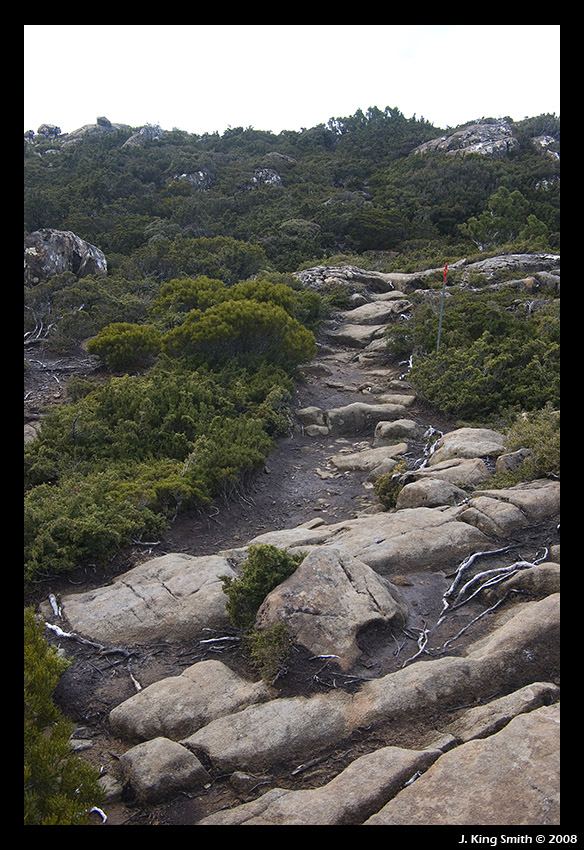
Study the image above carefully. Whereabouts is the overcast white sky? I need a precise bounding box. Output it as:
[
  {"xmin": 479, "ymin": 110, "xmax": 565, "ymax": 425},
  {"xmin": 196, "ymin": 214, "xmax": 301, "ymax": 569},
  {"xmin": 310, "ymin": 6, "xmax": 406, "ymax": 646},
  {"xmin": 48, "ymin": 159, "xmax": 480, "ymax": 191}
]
[{"xmin": 24, "ymin": 25, "xmax": 560, "ymax": 137}]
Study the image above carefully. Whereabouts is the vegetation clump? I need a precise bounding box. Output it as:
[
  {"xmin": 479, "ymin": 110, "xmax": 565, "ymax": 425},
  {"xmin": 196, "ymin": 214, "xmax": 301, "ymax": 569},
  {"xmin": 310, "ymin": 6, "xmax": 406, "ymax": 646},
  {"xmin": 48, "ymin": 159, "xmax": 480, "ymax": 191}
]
[
  {"xmin": 243, "ymin": 623, "xmax": 294, "ymax": 684},
  {"xmin": 220, "ymin": 545, "xmax": 305, "ymax": 682},
  {"xmin": 386, "ymin": 289, "xmax": 559, "ymax": 421},
  {"xmin": 373, "ymin": 460, "xmax": 408, "ymax": 509},
  {"xmin": 491, "ymin": 405, "xmax": 560, "ymax": 487},
  {"xmin": 24, "ymin": 609, "xmax": 104, "ymax": 825},
  {"xmin": 86, "ymin": 321, "xmax": 162, "ymax": 372},
  {"xmin": 220, "ymin": 544, "xmax": 304, "ymax": 632},
  {"xmin": 24, "ymin": 363, "xmax": 295, "ymax": 583}
]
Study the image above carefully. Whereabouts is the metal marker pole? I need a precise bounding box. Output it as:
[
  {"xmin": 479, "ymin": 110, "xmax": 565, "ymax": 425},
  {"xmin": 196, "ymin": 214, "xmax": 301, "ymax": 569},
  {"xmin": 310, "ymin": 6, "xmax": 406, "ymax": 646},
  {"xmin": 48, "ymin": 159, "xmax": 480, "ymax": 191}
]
[{"xmin": 436, "ymin": 262, "xmax": 448, "ymax": 353}]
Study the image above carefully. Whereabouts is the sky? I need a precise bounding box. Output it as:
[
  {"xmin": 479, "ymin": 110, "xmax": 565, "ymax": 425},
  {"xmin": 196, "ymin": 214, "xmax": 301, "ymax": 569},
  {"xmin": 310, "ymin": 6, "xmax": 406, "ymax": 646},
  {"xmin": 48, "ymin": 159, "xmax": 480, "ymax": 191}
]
[{"xmin": 24, "ymin": 25, "xmax": 560, "ymax": 137}]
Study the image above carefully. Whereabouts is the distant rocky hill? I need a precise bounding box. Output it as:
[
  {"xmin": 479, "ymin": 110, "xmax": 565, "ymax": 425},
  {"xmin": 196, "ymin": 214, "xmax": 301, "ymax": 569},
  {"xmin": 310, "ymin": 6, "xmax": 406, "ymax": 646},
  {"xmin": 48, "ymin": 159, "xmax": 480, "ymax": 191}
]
[
  {"xmin": 412, "ymin": 117, "xmax": 560, "ymax": 159},
  {"xmin": 24, "ymin": 107, "xmax": 560, "ymax": 271},
  {"xmin": 26, "ymin": 114, "xmax": 561, "ymax": 161}
]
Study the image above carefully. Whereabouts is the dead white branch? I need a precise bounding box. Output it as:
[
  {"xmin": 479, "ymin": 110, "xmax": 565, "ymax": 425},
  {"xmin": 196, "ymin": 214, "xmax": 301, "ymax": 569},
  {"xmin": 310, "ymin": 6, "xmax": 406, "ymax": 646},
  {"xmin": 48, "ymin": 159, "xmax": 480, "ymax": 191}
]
[{"xmin": 442, "ymin": 589, "xmax": 522, "ymax": 649}]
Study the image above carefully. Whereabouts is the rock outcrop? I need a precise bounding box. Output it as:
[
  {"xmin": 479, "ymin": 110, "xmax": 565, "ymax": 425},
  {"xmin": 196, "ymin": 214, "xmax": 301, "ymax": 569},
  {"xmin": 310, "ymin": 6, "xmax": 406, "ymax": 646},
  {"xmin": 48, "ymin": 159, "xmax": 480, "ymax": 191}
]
[
  {"xmin": 172, "ymin": 169, "xmax": 214, "ymax": 190},
  {"xmin": 57, "ymin": 118, "xmax": 133, "ymax": 145},
  {"xmin": 24, "ymin": 229, "xmax": 107, "ymax": 284},
  {"xmin": 122, "ymin": 124, "xmax": 165, "ymax": 147},
  {"xmin": 109, "ymin": 659, "xmax": 274, "ymax": 743},
  {"xmin": 413, "ymin": 118, "xmax": 519, "ymax": 158},
  {"xmin": 195, "ymin": 698, "xmax": 560, "ymax": 826},
  {"xmin": 58, "ymin": 553, "xmax": 237, "ymax": 645},
  {"xmin": 183, "ymin": 592, "xmax": 559, "ymax": 795},
  {"xmin": 295, "ymin": 264, "xmax": 397, "ymax": 294},
  {"xmin": 254, "ymin": 548, "xmax": 408, "ymax": 669},
  {"xmin": 49, "ymin": 468, "xmax": 559, "ymax": 821},
  {"xmin": 198, "ymin": 745, "xmax": 442, "ymax": 825},
  {"xmin": 365, "ymin": 704, "xmax": 560, "ymax": 826},
  {"xmin": 461, "ymin": 253, "xmax": 560, "ymax": 282}
]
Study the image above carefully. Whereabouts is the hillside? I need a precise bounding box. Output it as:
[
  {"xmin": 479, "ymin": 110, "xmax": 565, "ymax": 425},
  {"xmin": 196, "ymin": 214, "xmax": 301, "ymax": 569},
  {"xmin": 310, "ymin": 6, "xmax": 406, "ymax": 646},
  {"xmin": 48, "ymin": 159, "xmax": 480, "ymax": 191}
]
[
  {"xmin": 25, "ymin": 109, "xmax": 559, "ymax": 272},
  {"xmin": 24, "ymin": 109, "xmax": 560, "ymax": 828}
]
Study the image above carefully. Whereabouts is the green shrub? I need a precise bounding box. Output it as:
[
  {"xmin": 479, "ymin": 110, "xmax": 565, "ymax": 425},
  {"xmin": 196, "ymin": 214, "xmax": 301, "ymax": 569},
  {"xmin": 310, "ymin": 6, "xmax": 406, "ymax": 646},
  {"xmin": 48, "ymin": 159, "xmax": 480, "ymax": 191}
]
[
  {"xmin": 24, "ymin": 363, "xmax": 292, "ymax": 582},
  {"xmin": 373, "ymin": 460, "xmax": 408, "ymax": 509},
  {"xmin": 490, "ymin": 405, "xmax": 560, "ymax": 487},
  {"xmin": 24, "ymin": 608, "xmax": 104, "ymax": 825},
  {"xmin": 243, "ymin": 623, "xmax": 294, "ymax": 683},
  {"xmin": 220, "ymin": 545, "xmax": 305, "ymax": 632},
  {"xmin": 24, "ymin": 464, "xmax": 171, "ymax": 583},
  {"xmin": 117, "ymin": 235, "xmax": 267, "ymax": 284},
  {"xmin": 400, "ymin": 290, "xmax": 560, "ymax": 420},
  {"xmin": 149, "ymin": 276, "xmax": 228, "ymax": 322},
  {"xmin": 87, "ymin": 322, "xmax": 162, "ymax": 372},
  {"xmin": 162, "ymin": 299, "xmax": 316, "ymax": 371},
  {"xmin": 410, "ymin": 331, "xmax": 560, "ymax": 419}
]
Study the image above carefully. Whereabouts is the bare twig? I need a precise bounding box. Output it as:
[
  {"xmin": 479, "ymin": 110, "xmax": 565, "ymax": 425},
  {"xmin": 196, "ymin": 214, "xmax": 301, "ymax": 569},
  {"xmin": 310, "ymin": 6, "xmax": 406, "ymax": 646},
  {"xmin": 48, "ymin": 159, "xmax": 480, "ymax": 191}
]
[
  {"xmin": 128, "ymin": 669, "xmax": 142, "ymax": 692},
  {"xmin": 402, "ymin": 622, "xmax": 431, "ymax": 667},
  {"xmin": 442, "ymin": 589, "xmax": 522, "ymax": 649}
]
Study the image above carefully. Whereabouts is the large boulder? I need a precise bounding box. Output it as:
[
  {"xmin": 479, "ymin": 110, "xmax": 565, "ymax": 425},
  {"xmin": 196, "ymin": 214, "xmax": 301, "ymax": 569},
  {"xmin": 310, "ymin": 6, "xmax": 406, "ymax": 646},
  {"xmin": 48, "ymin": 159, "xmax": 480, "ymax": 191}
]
[
  {"xmin": 339, "ymin": 299, "xmax": 411, "ymax": 325},
  {"xmin": 183, "ymin": 690, "xmax": 354, "ymax": 772},
  {"xmin": 254, "ymin": 548, "xmax": 408, "ymax": 669},
  {"xmin": 330, "ymin": 442, "xmax": 408, "ymax": 474},
  {"xmin": 456, "ymin": 494, "xmax": 530, "ymax": 537},
  {"xmin": 428, "ymin": 427, "xmax": 506, "ymax": 466},
  {"xmin": 470, "ymin": 479, "xmax": 561, "ymax": 521},
  {"xmin": 365, "ymin": 704, "xmax": 560, "ymax": 825},
  {"xmin": 57, "ymin": 553, "xmax": 236, "ymax": 645},
  {"xmin": 395, "ymin": 478, "xmax": 468, "ymax": 510},
  {"xmin": 373, "ymin": 419, "xmax": 426, "ymax": 444},
  {"xmin": 325, "ymin": 402, "xmax": 409, "ymax": 436},
  {"xmin": 402, "ymin": 457, "xmax": 492, "ymax": 487},
  {"xmin": 326, "ymin": 322, "xmax": 387, "ymax": 348},
  {"xmin": 198, "ymin": 745, "xmax": 441, "ymax": 825},
  {"xmin": 109, "ymin": 659, "xmax": 274, "ymax": 743},
  {"xmin": 119, "ymin": 737, "xmax": 209, "ymax": 804},
  {"xmin": 24, "ymin": 229, "xmax": 107, "ymax": 284}
]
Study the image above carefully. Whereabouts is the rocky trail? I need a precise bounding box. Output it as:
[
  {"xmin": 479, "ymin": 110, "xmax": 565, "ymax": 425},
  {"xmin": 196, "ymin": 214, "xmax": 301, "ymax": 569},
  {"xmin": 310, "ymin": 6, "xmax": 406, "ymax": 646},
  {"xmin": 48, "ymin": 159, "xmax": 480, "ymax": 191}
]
[{"xmin": 29, "ymin": 264, "xmax": 561, "ymax": 828}]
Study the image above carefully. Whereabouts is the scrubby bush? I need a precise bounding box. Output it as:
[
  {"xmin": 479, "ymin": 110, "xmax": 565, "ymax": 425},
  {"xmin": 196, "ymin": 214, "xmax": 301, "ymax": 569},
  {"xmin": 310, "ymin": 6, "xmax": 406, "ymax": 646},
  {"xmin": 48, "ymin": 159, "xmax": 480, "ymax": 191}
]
[
  {"xmin": 87, "ymin": 322, "xmax": 162, "ymax": 372},
  {"xmin": 373, "ymin": 460, "xmax": 408, "ymax": 509},
  {"xmin": 116, "ymin": 235, "xmax": 267, "ymax": 284},
  {"xmin": 243, "ymin": 622, "xmax": 294, "ymax": 683},
  {"xmin": 220, "ymin": 544, "xmax": 305, "ymax": 632},
  {"xmin": 148, "ymin": 276, "xmax": 228, "ymax": 322},
  {"xmin": 505, "ymin": 405, "xmax": 560, "ymax": 475},
  {"xmin": 410, "ymin": 330, "xmax": 559, "ymax": 419},
  {"xmin": 149, "ymin": 275, "xmax": 322, "ymax": 332},
  {"xmin": 24, "ymin": 363, "xmax": 293, "ymax": 583},
  {"xmin": 162, "ymin": 299, "xmax": 316, "ymax": 371},
  {"xmin": 490, "ymin": 405, "xmax": 560, "ymax": 487},
  {"xmin": 24, "ymin": 608, "xmax": 104, "ymax": 825},
  {"xmin": 391, "ymin": 290, "xmax": 560, "ymax": 421}
]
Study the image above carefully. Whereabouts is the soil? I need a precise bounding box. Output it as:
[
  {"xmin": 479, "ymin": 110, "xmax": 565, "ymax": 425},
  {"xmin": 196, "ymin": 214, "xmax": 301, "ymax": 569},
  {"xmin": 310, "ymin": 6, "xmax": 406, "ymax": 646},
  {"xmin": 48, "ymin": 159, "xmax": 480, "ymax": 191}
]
[{"xmin": 24, "ymin": 323, "xmax": 560, "ymax": 827}]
